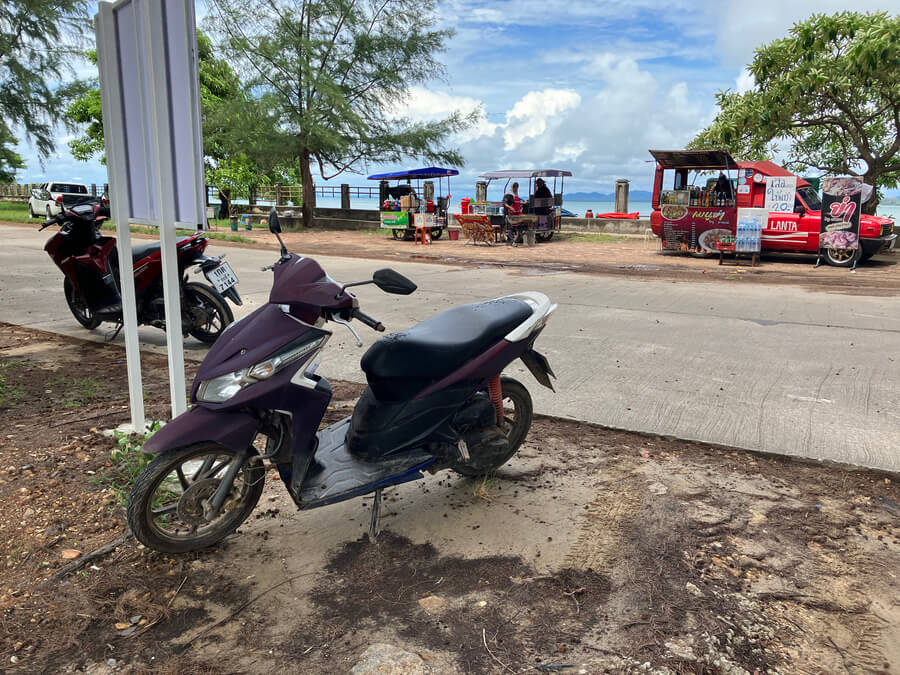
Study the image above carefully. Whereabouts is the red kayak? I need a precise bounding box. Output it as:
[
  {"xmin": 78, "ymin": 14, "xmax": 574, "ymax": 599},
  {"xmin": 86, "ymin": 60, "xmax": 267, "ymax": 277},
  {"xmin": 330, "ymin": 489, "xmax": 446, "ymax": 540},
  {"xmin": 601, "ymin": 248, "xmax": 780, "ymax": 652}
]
[{"xmin": 596, "ymin": 212, "xmax": 640, "ymax": 219}]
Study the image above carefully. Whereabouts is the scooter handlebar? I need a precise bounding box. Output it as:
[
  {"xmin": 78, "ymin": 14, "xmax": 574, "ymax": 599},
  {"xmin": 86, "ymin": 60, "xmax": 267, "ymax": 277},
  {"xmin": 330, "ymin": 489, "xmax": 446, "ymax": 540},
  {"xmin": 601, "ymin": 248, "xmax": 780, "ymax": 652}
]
[{"xmin": 351, "ymin": 308, "xmax": 385, "ymax": 332}]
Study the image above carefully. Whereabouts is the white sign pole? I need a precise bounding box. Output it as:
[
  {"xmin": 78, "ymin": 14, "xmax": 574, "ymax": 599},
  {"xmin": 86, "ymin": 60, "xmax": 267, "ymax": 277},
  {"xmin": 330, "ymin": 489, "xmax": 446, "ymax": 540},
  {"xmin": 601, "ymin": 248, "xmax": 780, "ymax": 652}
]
[
  {"xmin": 95, "ymin": 4, "xmax": 145, "ymax": 431},
  {"xmin": 143, "ymin": 0, "xmax": 187, "ymax": 418}
]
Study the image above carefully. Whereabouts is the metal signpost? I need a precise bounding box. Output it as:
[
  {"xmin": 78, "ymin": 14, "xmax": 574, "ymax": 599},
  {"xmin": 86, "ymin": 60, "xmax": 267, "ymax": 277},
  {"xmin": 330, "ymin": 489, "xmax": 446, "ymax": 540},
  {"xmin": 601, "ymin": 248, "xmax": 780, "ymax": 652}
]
[{"xmin": 95, "ymin": 0, "xmax": 207, "ymax": 429}]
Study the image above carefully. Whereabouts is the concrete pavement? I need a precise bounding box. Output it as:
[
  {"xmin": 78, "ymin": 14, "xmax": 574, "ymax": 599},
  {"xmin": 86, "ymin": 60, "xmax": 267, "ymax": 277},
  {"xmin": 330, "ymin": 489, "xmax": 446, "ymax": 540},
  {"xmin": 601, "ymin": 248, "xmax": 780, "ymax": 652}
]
[{"xmin": 2, "ymin": 223, "xmax": 899, "ymax": 472}]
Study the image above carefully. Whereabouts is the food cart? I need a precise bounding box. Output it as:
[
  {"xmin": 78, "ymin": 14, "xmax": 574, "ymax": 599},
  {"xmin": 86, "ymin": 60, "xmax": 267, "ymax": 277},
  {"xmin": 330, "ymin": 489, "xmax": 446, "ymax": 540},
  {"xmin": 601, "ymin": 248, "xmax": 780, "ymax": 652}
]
[
  {"xmin": 648, "ymin": 150, "xmax": 739, "ymax": 255},
  {"xmin": 368, "ymin": 167, "xmax": 458, "ymax": 241},
  {"xmin": 471, "ymin": 169, "xmax": 571, "ymax": 242}
]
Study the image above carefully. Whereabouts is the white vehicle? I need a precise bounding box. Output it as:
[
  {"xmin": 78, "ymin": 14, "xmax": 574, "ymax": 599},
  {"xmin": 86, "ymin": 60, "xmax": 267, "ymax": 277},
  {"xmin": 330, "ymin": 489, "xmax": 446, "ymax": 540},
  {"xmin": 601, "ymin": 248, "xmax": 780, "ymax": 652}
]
[{"xmin": 28, "ymin": 182, "xmax": 91, "ymax": 218}]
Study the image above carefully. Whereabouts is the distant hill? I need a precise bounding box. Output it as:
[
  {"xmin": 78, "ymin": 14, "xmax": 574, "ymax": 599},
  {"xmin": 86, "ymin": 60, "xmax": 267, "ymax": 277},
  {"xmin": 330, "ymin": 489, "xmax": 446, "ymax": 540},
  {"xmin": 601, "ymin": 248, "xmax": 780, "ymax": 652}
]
[
  {"xmin": 567, "ymin": 190, "xmax": 653, "ymax": 201},
  {"xmin": 882, "ymin": 197, "xmax": 900, "ymax": 206}
]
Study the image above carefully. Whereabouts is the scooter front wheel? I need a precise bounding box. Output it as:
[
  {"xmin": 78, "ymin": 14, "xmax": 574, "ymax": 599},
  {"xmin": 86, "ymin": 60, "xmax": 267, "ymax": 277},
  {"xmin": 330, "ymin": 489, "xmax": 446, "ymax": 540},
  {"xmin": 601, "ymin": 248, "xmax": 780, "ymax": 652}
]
[
  {"xmin": 64, "ymin": 278, "xmax": 101, "ymax": 329},
  {"xmin": 452, "ymin": 376, "xmax": 533, "ymax": 477},
  {"xmin": 127, "ymin": 443, "xmax": 264, "ymax": 553}
]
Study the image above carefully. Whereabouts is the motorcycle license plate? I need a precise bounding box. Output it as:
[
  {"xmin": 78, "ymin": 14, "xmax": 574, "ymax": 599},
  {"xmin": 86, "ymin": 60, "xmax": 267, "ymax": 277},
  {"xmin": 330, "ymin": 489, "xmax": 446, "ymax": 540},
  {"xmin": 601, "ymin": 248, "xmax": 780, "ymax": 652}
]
[{"xmin": 205, "ymin": 262, "xmax": 238, "ymax": 293}]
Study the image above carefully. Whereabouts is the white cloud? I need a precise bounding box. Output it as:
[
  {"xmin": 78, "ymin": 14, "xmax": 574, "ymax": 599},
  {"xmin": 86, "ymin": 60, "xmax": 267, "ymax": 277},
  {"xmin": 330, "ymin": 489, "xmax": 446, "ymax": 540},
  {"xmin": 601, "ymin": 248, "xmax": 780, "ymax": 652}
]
[
  {"xmin": 503, "ymin": 89, "xmax": 580, "ymax": 151},
  {"xmin": 735, "ymin": 68, "xmax": 755, "ymax": 94},
  {"xmin": 707, "ymin": 0, "xmax": 900, "ymax": 65},
  {"xmin": 390, "ymin": 87, "xmax": 499, "ymax": 143}
]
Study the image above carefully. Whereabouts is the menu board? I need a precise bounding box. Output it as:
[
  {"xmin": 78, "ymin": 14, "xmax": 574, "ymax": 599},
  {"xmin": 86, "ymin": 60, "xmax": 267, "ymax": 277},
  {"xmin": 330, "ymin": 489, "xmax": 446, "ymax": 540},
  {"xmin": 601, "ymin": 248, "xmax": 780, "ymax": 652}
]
[
  {"xmin": 736, "ymin": 208, "xmax": 766, "ymax": 253},
  {"xmin": 820, "ymin": 177, "xmax": 863, "ymax": 251},
  {"xmin": 764, "ymin": 176, "xmax": 797, "ymax": 214}
]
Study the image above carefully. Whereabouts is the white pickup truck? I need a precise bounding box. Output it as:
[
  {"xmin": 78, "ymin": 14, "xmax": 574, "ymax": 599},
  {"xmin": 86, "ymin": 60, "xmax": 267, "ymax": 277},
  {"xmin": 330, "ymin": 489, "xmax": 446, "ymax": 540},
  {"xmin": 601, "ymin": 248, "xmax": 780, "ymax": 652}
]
[{"xmin": 28, "ymin": 182, "xmax": 92, "ymax": 218}]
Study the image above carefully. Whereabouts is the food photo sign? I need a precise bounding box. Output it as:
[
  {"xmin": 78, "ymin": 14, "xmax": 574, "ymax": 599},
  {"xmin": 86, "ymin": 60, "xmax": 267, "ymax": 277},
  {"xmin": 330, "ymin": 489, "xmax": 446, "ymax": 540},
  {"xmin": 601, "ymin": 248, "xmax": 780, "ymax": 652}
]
[{"xmin": 817, "ymin": 177, "xmax": 872, "ymax": 269}]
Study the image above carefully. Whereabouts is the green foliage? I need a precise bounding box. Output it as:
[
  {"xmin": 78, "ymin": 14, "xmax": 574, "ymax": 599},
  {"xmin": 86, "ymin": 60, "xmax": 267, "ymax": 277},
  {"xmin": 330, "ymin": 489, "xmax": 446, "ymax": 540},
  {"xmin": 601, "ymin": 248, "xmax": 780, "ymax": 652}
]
[
  {"xmin": 206, "ymin": 0, "xmax": 478, "ymax": 226},
  {"xmin": 0, "ymin": 121, "xmax": 25, "ymax": 182},
  {"xmin": 0, "ymin": 0, "xmax": 91, "ymax": 160},
  {"xmin": 691, "ymin": 12, "xmax": 900, "ymax": 212},
  {"xmin": 97, "ymin": 421, "xmax": 163, "ymax": 505}
]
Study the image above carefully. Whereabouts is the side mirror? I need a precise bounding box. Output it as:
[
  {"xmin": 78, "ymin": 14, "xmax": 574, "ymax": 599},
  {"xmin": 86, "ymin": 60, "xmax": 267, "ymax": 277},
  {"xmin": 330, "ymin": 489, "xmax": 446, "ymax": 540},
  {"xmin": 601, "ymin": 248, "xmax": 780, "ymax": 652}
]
[
  {"xmin": 794, "ymin": 204, "xmax": 805, "ymax": 215},
  {"xmin": 268, "ymin": 207, "xmax": 282, "ymax": 233},
  {"xmin": 373, "ymin": 268, "xmax": 417, "ymax": 295}
]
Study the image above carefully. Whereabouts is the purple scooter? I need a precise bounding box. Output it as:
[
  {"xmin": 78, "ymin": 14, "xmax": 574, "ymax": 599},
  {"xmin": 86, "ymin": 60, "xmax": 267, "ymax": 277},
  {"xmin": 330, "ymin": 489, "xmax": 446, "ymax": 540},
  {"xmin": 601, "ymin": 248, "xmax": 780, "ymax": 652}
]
[{"xmin": 127, "ymin": 209, "xmax": 556, "ymax": 553}]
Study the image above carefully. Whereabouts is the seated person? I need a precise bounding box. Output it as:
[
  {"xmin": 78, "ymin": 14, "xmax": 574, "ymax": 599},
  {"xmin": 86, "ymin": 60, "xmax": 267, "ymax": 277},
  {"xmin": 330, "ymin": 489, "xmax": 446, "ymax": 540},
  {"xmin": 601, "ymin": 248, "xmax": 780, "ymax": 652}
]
[
  {"xmin": 531, "ymin": 177, "xmax": 553, "ymax": 215},
  {"xmin": 503, "ymin": 182, "xmax": 522, "ymax": 215}
]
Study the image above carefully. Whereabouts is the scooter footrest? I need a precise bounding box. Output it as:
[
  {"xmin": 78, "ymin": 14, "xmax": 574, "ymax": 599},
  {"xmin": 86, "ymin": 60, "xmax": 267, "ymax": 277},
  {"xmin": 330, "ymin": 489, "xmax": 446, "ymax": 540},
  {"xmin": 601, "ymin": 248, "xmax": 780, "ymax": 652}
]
[{"xmin": 296, "ymin": 417, "xmax": 434, "ymax": 508}]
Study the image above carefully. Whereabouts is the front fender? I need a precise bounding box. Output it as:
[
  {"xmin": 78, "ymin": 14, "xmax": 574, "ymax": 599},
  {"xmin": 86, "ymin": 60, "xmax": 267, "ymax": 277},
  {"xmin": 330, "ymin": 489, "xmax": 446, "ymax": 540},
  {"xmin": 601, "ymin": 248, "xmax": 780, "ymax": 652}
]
[{"xmin": 143, "ymin": 406, "xmax": 259, "ymax": 455}]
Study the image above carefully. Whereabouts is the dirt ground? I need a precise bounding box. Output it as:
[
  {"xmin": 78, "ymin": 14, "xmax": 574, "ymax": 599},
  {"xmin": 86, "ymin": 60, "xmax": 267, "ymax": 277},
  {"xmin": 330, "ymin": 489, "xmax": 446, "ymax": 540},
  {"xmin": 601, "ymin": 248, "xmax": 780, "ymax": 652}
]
[
  {"xmin": 2, "ymin": 323, "xmax": 899, "ymax": 674},
  {"xmin": 3, "ymin": 219, "xmax": 898, "ymax": 296}
]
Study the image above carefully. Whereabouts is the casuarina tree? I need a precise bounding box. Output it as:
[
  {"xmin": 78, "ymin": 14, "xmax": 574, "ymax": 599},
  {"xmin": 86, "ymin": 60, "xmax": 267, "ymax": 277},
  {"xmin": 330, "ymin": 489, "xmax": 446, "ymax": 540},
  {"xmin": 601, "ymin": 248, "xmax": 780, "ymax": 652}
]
[
  {"xmin": 691, "ymin": 12, "xmax": 900, "ymax": 214},
  {"xmin": 0, "ymin": 0, "xmax": 91, "ymax": 170},
  {"xmin": 205, "ymin": 0, "xmax": 477, "ymax": 227}
]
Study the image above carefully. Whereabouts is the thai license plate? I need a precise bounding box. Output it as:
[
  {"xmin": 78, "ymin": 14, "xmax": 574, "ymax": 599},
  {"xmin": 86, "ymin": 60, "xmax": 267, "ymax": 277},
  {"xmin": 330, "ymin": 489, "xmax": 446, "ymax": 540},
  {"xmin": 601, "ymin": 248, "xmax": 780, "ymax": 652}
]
[{"xmin": 205, "ymin": 262, "xmax": 238, "ymax": 293}]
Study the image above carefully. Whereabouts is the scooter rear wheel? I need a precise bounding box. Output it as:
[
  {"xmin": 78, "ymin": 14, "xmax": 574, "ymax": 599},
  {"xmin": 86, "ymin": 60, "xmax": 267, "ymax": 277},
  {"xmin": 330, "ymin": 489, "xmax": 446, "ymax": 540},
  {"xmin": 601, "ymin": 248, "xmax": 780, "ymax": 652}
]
[
  {"xmin": 127, "ymin": 443, "xmax": 264, "ymax": 553},
  {"xmin": 64, "ymin": 278, "xmax": 101, "ymax": 329},
  {"xmin": 452, "ymin": 376, "xmax": 533, "ymax": 477},
  {"xmin": 183, "ymin": 282, "xmax": 233, "ymax": 343}
]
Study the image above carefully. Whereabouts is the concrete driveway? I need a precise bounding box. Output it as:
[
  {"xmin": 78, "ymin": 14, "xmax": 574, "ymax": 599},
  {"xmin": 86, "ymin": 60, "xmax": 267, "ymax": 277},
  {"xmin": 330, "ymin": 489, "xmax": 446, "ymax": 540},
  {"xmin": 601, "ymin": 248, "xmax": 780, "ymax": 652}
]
[{"xmin": 2, "ymin": 223, "xmax": 899, "ymax": 472}]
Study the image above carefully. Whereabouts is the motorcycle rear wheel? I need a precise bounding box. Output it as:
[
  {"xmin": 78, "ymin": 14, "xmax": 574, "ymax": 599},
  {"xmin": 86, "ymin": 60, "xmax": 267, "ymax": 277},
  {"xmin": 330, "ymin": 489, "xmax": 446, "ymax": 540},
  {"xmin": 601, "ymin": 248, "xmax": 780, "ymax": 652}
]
[
  {"xmin": 452, "ymin": 376, "xmax": 533, "ymax": 477},
  {"xmin": 127, "ymin": 443, "xmax": 264, "ymax": 553},
  {"xmin": 64, "ymin": 278, "xmax": 101, "ymax": 329},
  {"xmin": 183, "ymin": 282, "xmax": 233, "ymax": 343}
]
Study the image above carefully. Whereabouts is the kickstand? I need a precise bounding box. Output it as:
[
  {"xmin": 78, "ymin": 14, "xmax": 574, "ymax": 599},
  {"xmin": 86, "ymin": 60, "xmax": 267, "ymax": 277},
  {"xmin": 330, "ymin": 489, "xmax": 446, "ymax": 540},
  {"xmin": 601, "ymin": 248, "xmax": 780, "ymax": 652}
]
[
  {"xmin": 368, "ymin": 488, "xmax": 382, "ymax": 541},
  {"xmin": 105, "ymin": 322, "xmax": 123, "ymax": 342}
]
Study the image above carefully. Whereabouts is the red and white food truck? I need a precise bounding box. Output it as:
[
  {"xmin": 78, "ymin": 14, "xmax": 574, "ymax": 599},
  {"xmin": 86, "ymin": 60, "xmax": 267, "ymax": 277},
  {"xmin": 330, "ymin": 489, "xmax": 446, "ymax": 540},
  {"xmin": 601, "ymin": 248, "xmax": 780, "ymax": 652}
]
[{"xmin": 649, "ymin": 149, "xmax": 896, "ymax": 267}]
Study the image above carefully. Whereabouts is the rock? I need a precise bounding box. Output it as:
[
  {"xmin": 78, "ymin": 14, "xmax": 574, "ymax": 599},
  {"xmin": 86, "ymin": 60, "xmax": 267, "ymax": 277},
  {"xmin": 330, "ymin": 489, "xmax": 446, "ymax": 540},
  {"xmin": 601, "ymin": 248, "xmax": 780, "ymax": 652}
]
[
  {"xmin": 647, "ymin": 482, "xmax": 668, "ymax": 495},
  {"xmin": 23, "ymin": 507, "xmax": 34, "ymax": 518},
  {"xmin": 417, "ymin": 595, "xmax": 445, "ymax": 613},
  {"xmin": 350, "ymin": 644, "xmax": 427, "ymax": 675},
  {"xmin": 61, "ymin": 549, "xmax": 82, "ymax": 560},
  {"xmin": 685, "ymin": 582, "xmax": 704, "ymax": 598}
]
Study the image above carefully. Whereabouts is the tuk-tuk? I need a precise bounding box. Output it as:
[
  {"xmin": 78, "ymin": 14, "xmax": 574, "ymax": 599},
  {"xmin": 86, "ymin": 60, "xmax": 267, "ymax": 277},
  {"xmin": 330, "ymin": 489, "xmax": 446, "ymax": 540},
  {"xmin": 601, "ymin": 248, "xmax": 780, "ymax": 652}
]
[
  {"xmin": 368, "ymin": 167, "xmax": 458, "ymax": 241},
  {"xmin": 473, "ymin": 169, "xmax": 571, "ymax": 242}
]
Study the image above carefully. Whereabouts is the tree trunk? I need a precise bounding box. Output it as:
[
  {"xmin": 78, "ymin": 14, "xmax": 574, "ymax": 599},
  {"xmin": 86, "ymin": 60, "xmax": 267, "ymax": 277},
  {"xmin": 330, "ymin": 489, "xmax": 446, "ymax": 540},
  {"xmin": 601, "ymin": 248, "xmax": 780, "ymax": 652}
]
[
  {"xmin": 299, "ymin": 150, "xmax": 315, "ymax": 228},
  {"xmin": 862, "ymin": 173, "xmax": 879, "ymax": 215}
]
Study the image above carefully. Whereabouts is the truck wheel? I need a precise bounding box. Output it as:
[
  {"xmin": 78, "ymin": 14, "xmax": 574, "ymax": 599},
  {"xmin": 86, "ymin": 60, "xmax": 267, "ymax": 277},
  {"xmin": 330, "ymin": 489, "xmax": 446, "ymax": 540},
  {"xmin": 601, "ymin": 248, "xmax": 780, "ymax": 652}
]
[
  {"xmin": 824, "ymin": 247, "xmax": 861, "ymax": 268},
  {"xmin": 391, "ymin": 229, "xmax": 403, "ymax": 240},
  {"xmin": 536, "ymin": 232, "xmax": 554, "ymax": 242},
  {"xmin": 430, "ymin": 227, "xmax": 443, "ymax": 240}
]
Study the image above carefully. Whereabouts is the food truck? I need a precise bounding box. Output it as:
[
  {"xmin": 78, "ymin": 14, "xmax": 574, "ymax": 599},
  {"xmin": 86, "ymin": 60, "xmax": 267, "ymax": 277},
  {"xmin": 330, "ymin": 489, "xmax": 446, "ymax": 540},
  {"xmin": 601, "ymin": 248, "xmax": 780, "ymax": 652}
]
[
  {"xmin": 368, "ymin": 167, "xmax": 457, "ymax": 241},
  {"xmin": 649, "ymin": 150, "xmax": 896, "ymax": 267},
  {"xmin": 472, "ymin": 169, "xmax": 571, "ymax": 242}
]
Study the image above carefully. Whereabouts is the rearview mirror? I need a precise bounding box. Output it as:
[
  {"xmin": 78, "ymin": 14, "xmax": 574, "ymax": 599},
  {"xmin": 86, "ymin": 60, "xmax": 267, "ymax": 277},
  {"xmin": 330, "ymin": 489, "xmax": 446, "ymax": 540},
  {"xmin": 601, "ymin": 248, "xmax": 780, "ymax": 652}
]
[
  {"xmin": 794, "ymin": 204, "xmax": 805, "ymax": 215},
  {"xmin": 373, "ymin": 268, "xmax": 417, "ymax": 295},
  {"xmin": 268, "ymin": 207, "xmax": 282, "ymax": 233}
]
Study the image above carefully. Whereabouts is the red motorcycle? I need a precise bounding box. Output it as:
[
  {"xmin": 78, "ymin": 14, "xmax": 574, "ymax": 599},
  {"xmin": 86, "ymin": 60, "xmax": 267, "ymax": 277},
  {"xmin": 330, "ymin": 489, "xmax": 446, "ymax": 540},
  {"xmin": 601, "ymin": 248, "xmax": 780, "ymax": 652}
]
[{"xmin": 41, "ymin": 201, "xmax": 241, "ymax": 343}]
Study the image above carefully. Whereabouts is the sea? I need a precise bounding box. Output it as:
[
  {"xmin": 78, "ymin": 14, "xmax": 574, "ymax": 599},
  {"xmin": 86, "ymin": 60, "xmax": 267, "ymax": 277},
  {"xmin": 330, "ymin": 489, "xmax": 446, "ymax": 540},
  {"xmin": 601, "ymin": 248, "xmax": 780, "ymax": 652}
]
[{"xmin": 311, "ymin": 195, "xmax": 900, "ymax": 221}]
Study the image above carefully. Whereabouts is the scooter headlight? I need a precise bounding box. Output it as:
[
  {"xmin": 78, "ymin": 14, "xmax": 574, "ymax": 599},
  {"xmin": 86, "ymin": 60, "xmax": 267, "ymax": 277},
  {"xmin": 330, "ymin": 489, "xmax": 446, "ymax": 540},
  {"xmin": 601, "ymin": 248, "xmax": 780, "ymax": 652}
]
[
  {"xmin": 197, "ymin": 369, "xmax": 254, "ymax": 403},
  {"xmin": 248, "ymin": 336, "xmax": 326, "ymax": 380},
  {"xmin": 197, "ymin": 335, "xmax": 327, "ymax": 403}
]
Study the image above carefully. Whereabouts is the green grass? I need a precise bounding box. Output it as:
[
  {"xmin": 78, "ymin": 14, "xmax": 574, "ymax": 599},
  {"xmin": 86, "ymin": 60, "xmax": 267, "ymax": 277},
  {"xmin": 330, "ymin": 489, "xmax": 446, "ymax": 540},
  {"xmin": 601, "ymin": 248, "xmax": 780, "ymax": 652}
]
[
  {"xmin": 0, "ymin": 360, "xmax": 26, "ymax": 407},
  {"xmin": 95, "ymin": 422, "xmax": 163, "ymax": 506},
  {"xmin": 0, "ymin": 200, "xmax": 35, "ymax": 223},
  {"xmin": 58, "ymin": 376, "xmax": 102, "ymax": 408},
  {"xmin": 555, "ymin": 231, "xmax": 631, "ymax": 244}
]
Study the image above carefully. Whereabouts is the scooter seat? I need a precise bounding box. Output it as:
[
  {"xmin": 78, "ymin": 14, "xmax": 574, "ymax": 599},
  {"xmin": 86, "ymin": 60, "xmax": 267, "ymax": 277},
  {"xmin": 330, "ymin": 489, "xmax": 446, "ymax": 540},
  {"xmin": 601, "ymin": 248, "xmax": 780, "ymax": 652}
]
[
  {"xmin": 131, "ymin": 236, "xmax": 195, "ymax": 263},
  {"xmin": 360, "ymin": 297, "xmax": 531, "ymax": 400}
]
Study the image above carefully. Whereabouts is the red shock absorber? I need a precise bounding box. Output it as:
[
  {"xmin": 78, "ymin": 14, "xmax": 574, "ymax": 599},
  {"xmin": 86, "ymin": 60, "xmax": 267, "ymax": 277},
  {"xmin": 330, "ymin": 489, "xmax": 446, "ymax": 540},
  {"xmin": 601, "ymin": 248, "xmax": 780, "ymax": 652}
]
[{"xmin": 488, "ymin": 375, "xmax": 503, "ymax": 425}]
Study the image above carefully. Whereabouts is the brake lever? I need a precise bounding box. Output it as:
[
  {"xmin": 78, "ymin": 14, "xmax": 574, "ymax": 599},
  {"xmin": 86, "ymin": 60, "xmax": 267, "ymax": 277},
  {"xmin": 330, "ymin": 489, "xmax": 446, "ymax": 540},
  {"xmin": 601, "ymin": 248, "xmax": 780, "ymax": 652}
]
[{"xmin": 331, "ymin": 315, "xmax": 363, "ymax": 347}]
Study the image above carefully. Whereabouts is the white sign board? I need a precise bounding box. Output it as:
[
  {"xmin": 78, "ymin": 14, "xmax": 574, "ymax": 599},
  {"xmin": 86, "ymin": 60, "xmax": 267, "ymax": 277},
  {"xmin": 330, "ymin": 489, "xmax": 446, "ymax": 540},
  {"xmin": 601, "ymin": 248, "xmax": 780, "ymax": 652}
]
[
  {"xmin": 96, "ymin": 0, "xmax": 207, "ymax": 427},
  {"xmin": 764, "ymin": 176, "xmax": 797, "ymax": 214},
  {"xmin": 736, "ymin": 208, "xmax": 766, "ymax": 253}
]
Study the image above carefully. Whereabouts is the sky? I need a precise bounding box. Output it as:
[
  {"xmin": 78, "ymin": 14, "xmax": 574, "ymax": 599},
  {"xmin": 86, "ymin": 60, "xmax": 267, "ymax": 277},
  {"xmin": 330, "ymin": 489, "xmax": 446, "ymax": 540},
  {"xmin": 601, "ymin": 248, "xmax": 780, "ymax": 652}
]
[{"xmin": 10, "ymin": 0, "xmax": 900, "ymax": 196}]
